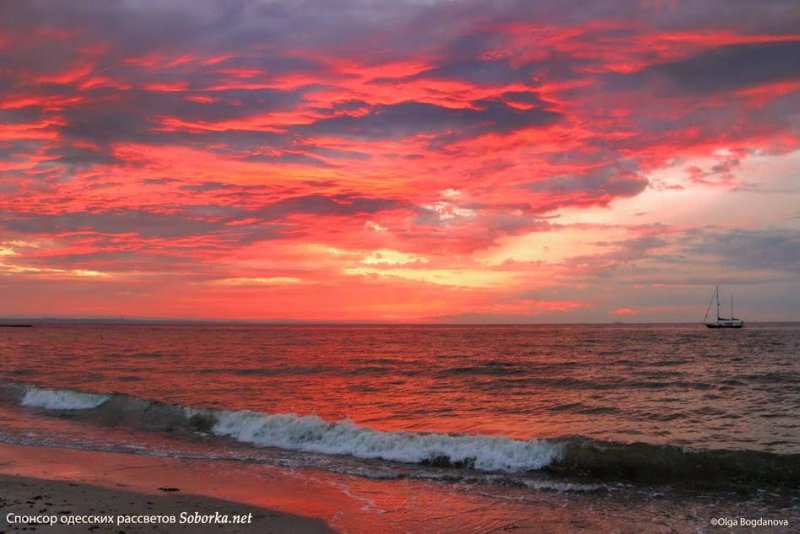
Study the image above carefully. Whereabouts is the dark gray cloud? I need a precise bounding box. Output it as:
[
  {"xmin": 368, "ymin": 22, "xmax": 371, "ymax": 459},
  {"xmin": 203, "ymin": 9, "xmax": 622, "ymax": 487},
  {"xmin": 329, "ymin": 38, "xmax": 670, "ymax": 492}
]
[
  {"xmin": 257, "ymin": 194, "xmax": 407, "ymax": 219},
  {"xmin": 2, "ymin": 0, "xmax": 796, "ymax": 178},
  {"xmin": 302, "ymin": 99, "xmax": 561, "ymax": 142},
  {"xmin": 0, "ymin": 209, "xmax": 228, "ymax": 239},
  {"xmin": 241, "ymin": 151, "xmax": 333, "ymax": 167},
  {"xmin": 502, "ymin": 91, "xmax": 549, "ymax": 107},
  {"xmin": 303, "ymin": 146, "xmax": 371, "ymax": 161},
  {"xmin": 594, "ymin": 235, "xmax": 672, "ymax": 264},
  {"xmin": 634, "ymin": 40, "xmax": 800, "ymax": 94},
  {"xmin": 43, "ymin": 144, "xmax": 116, "ymax": 167},
  {"xmin": 525, "ymin": 163, "xmax": 649, "ymax": 199},
  {"xmin": 690, "ymin": 228, "xmax": 800, "ymax": 273},
  {"xmin": 4, "ymin": 1, "xmax": 798, "ymax": 76},
  {"xmin": 626, "ymin": 0, "xmax": 800, "ymax": 35},
  {"xmin": 0, "ymin": 0, "xmax": 428, "ymax": 71},
  {"xmin": 179, "ymin": 181, "xmax": 239, "ymax": 193},
  {"xmin": 59, "ymin": 87, "xmax": 302, "ymax": 137},
  {"xmin": 143, "ymin": 178, "xmax": 179, "ymax": 186},
  {"xmin": 21, "ymin": 249, "xmax": 196, "ymax": 272},
  {"xmin": 20, "ymin": 88, "xmax": 313, "ymax": 169},
  {"xmin": 412, "ymin": 57, "xmax": 540, "ymax": 86},
  {"xmin": 0, "ymin": 193, "xmax": 408, "ymax": 242},
  {"xmin": 0, "ymin": 106, "xmax": 45, "ymax": 125},
  {"xmin": 0, "ymin": 140, "xmax": 43, "ymax": 162}
]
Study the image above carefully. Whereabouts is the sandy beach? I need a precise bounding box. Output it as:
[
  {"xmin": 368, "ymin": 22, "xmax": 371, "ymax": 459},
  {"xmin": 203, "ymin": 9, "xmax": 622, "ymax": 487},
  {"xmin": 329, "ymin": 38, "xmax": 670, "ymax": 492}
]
[
  {"xmin": 1, "ymin": 475, "xmax": 332, "ymax": 533},
  {"xmin": 0, "ymin": 444, "xmax": 332, "ymax": 533},
  {"xmin": 2, "ymin": 437, "xmax": 796, "ymax": 533}
]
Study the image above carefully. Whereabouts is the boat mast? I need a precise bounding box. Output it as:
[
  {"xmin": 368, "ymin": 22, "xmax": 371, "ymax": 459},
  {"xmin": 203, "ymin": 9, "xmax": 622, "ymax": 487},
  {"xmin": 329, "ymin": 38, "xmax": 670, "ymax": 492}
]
[
  {"xmin": 703, "ymin": 288, "xmax": 715, "ymax": 324},
  {"xmin": 716, "ymin": 285, "xmax": 720, "ymax": 321}
]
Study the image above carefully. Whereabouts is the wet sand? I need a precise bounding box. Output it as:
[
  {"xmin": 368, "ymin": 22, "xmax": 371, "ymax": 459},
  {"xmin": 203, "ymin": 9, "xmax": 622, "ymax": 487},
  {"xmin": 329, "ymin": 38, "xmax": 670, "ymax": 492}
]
[
  {"xmin": 1, "ymin": 474, "xmax": 332, "ymax": 533},
  {"xmin": 0, "ymin": 443, "xmax": 333, "ymax": 533},
  {"xmin": 0, "ymin": 441, "xmax": 796, "ymax": 533}
]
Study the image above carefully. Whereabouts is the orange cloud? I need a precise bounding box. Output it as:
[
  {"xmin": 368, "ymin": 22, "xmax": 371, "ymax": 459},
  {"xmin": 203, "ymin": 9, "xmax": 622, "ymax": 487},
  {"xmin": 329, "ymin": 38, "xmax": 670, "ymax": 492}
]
[{"xmin": 1, "ymin": 1, "xmax": 799, "ymax": 321}]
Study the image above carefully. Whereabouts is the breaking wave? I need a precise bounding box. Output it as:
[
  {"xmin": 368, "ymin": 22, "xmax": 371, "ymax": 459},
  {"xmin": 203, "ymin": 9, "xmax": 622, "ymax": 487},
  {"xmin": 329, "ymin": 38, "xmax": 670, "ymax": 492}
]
[
  {"xmin": 20, "ymin": 387, "xmax": 110, "ymax": 410},
  {"xmin": 211, "ymin": 410, "xmax": 561, "ymax": 472},
  {"xmin": 2, "ymin": 381, "xmax": 798, "ymax": 488}
]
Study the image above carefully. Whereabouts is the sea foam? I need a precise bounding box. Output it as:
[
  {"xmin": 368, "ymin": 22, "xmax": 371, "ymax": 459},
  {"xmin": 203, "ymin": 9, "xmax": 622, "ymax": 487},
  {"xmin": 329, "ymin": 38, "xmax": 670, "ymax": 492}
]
[
  {"xmin": 8, "ymin": 382, "xmax": 800, "ymax": 487},
  {"xmin": 21, "ymin": 386, "xmax": 109, "ymax": 410},
  {"xmin": 210, "ymin": 409, "xmax": 563, "ymax": 472}
]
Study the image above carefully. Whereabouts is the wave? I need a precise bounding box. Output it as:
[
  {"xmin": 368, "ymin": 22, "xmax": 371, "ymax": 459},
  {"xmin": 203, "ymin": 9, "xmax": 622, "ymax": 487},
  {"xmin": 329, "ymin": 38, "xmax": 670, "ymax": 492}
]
[
  {"xmin": 211, "ymin": 410, "xmax": 561, "ymax": 472},
  {"xmin": 2, "ymin": 382, "xmax": 562, "ymax": 473},
  {"xmin": 2, "ymin": 381, "xmax": 798, "ymax": 488},
  {"xmin": 20, "ymin": 387, "xmax": 109, "ymax": 410},
  {"xmin": 552, "ymin": 438, "xmax": 800, "ymax": 488}
]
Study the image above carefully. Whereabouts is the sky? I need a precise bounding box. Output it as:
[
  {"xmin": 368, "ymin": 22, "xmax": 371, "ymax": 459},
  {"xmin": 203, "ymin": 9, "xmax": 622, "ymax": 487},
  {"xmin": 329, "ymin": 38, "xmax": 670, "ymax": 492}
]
[{"xmin": 0, "ymin": 0, "xmax": 799, "ymax": 322}]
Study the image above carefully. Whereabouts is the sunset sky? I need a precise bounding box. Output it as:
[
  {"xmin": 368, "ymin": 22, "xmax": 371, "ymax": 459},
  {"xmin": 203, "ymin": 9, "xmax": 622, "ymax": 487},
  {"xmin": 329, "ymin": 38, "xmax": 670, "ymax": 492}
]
[{"xmin": 1, "ymin": 0, "xmax": 799, "ymax": 322}]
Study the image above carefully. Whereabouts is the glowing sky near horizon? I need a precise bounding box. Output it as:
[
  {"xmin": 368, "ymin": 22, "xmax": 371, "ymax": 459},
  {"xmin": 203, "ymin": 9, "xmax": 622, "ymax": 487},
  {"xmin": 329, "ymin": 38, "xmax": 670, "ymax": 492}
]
[{"xmin": 1, "ymin": 0, "xmax": 799, "ymax": 321}]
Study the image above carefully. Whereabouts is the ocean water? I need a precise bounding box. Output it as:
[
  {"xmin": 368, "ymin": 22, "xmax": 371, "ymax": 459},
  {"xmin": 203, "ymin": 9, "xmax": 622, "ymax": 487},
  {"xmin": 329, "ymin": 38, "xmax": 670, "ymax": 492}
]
[{"xmin": 1, "ymin": 323, "xmax": 798, "ymax": 531}]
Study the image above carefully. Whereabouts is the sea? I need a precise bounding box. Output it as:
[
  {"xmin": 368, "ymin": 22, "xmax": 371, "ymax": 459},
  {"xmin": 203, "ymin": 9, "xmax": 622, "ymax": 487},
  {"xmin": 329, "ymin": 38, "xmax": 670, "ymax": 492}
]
[{"xmin": 1, "ymin": 323, "xmax": 798, "ymax": 532}]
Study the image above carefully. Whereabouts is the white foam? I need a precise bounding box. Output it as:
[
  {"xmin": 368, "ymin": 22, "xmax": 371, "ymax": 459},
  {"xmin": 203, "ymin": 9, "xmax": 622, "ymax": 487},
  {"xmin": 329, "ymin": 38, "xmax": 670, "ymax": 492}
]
[
  {"xmin": 211, "ymin": 410, "xmax": 563, "ymax": 472},
  {"xmin": 21, "ymin": 387, "xmax": 109, "ymax": 410},
  {"xmin": 521, "ymin": 479, "xmax": 605, "ymax": 492}
]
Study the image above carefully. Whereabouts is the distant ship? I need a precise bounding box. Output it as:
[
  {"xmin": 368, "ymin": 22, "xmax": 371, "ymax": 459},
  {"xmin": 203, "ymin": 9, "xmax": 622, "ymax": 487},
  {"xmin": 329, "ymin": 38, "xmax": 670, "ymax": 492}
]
[{"xmin": 703, "ymin": 285, "xmax": 743, "ymax": 329}]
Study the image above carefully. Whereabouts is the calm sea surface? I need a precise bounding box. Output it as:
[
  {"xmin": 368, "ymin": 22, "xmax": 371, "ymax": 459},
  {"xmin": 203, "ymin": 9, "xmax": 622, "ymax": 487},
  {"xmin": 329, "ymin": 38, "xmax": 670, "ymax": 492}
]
[{"xmin": 1, "ymin": 323, "xmax": 798, "ymax": 531}]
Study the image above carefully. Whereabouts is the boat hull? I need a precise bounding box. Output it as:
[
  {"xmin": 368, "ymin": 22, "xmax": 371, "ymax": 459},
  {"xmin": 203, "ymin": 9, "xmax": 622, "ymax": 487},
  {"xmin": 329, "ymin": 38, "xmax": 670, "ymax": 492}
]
[{"xmin": 705, "ymin": 322, "xmax": 744, "ymax": 329}]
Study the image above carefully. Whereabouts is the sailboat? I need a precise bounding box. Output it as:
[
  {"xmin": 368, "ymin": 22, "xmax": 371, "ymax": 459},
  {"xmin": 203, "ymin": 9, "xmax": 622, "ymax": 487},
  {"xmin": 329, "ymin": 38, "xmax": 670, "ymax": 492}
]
[{"xmin": 703, "ymin": 285, "xmax": 743, "ymax": 328}]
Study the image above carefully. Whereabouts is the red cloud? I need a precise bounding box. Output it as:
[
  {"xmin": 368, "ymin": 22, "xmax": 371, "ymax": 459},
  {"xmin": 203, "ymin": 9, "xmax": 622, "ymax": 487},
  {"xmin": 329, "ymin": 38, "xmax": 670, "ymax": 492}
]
[{"xmin": 1, "ymin": 1, "xmax": 799, "ymax": 320}]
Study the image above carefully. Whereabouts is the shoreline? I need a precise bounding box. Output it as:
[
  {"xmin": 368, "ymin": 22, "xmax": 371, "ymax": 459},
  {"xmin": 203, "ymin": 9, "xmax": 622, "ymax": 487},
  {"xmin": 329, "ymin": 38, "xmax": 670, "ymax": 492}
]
[
  {"xmin": 0, "ymin": 443, "xmax": 334, "ymax": 533},
  {"xmin": 1, "ymin": 474, "xmax": 331, "ymax": 533},
  {"xmin": 0, "ymin": 440, "xmax": 797, "ymax": 533}
]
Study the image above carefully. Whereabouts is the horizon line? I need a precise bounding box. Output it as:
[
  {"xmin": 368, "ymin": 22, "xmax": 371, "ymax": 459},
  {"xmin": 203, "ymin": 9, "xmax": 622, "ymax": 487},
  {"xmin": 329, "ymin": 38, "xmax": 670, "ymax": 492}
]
[{"xmin": 2, "ymin": 316, "xmax": 799, "ymax": 326}]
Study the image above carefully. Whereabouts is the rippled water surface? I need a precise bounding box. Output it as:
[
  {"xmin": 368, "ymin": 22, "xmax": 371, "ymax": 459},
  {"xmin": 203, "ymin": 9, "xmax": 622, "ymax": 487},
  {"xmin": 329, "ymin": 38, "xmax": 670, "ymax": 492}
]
[
  {"xmin": 2, "ymin": 323, "xmax": 798, "ymax": 452},
  {"xmin": 1, "ymin": 323, "xmax": 799, "ymax": 532}
]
